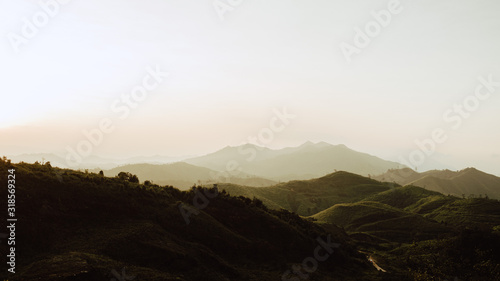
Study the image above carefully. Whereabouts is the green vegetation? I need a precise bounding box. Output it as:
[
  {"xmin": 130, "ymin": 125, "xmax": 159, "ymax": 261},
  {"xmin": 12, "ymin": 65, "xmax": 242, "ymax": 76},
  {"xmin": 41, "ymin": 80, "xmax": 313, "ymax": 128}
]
[
  {"xmin": 0, "ymin": 158, "xmax": 376, "ymax": 281},
  {"xmin": 424, "ymin": 197, "xmax": 500, "ymax": 228},
  {"xmin": 312, "ymin": 201, "xmax": 449, "ymax": 243},
  {"xmin": 219, "ymin": 171, "xmax": 393, "ymax": 216},
  {"xmin": 362, "ymin": 185, "xmax": 442, "ymax": 209},
  {"xmin": 2, "ymin": 158, "xmax": 499, "ymax": 280},
  {"xmin": 221, "ymin": 171, "xmax": 500, "ymax": 279}
]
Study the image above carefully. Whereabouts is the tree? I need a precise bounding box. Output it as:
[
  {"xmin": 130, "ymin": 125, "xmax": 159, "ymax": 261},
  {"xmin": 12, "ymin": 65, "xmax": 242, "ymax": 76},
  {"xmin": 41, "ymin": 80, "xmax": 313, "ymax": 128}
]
[
  {"xmin": 118, "ymin": 172, "xmax": 126, "ymax": 180},
  {"xmin": 129, "ymin": 174, "xmax": 139, "ymax": 183},
  {"xmin": 252, "ymin": 197, "xmax": 264, "ymax": 208},
  {"xmin": 117, "ymin": 172, "xmax": 139, "ymax": 183}
]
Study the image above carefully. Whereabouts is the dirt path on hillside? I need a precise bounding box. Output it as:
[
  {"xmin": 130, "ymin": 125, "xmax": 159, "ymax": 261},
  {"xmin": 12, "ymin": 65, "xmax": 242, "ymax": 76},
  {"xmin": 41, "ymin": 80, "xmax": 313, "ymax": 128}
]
[
  {"xmin": 358, "ymin": 251, "xmax": 387, "ymax": 273},
  {"xmin": 368, "ymin": 256, "xmax": 387, "ymax": 272}
]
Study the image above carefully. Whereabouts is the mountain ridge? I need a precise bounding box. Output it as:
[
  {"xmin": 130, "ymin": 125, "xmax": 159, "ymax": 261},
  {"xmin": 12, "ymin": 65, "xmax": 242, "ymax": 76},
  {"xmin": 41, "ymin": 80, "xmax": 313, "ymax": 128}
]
[
  {"xmin": 100, "ymin": 162, "xmax": 277, "ymax": 189},
  {"xmin": 374, "ymin": 168, "xmax": 500, "ymax": 199},
  {"xmin": 185, "ymin": 141, "xmax": 406, "ymax": 181}
]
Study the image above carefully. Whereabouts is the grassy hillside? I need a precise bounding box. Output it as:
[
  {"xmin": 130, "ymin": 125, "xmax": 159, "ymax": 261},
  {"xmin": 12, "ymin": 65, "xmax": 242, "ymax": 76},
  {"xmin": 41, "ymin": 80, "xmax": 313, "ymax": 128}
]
[
  {"xmin": 3, "ymin": 158, "xmax": 500, "ymax": 280},
  {"xmin": 424, "ymin": 197, "xmax": 500, "ymax": 228},
  {"xmin": 362, "ymin": 185, "xmax": 444, "ymax": 209},
  {"xmin": 219, "ymin": 171, "xmax": 393, "ymax": 216},
  {"xmin": 386, "ymin": 229, "xmax": 500, "ymax": 280},
  {"xmin": 404, "ymin": 195, "xmax": 458, "ymax": 214},
  {"xmin": 312, "ymin": 201, "xmax": 449, "ymax": 243},
  {"xmin": 0, "ymin": 158, "xmax": 382, "ymax": 281}
]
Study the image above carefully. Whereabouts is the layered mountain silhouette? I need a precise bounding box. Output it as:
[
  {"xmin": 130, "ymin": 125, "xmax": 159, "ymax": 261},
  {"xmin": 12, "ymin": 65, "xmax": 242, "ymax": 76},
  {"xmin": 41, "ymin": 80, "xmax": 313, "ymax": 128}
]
[
  {"xmin": 7, "ymin": 152, "xmax": 188, "ymax": 170},
  {"xmin": 373, "ymin": 167, "xmax": 500, "ymax": 199},
  {"xmin": 101, "ymin": 162, "xmax": 277, "ymax": 189},
  {"xmin": 9, "ymin": 143, "xmax": 500, "ymax": 201},
  {"xmin": 185, "ymin": 141, "xmax": 405, "ymax": 181}
]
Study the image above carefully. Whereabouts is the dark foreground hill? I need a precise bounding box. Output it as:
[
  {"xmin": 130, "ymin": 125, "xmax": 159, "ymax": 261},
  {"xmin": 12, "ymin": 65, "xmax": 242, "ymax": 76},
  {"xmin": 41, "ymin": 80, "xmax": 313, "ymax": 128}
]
[
  {"xmin": 0, "ymin": 158, "xmax": 383, "ymax": 281},
  {"xmin": 2, "ymin": 158, "xmax": 500, "ymax": 280}
]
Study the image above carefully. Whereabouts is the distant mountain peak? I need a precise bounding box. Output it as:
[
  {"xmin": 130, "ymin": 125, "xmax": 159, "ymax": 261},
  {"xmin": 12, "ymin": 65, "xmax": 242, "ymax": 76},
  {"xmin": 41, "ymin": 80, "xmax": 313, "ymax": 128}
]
[
  {"xmin": 299, "ymin": 141, "xmax": 315, "ymax": 147},
  {"xmin": 461, "ymin": 167, "xmax": 479, "ymax": 172},
  {"xmin": 185, "ymin": 141, "xmax": 404, "ymax": 181},
  {"xmin": 457, "ymin": 167, "xmax": 484, "ymax": 176},
  {"xmin": 298, "ymin": 141, "xmax": 334, "ymax": 148}
]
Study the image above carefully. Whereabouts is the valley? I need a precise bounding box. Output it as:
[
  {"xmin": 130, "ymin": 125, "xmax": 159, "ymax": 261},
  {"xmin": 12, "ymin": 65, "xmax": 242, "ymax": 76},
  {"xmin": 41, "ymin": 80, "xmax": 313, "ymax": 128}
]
[{"xmin": 1, "ymin": 155, "xmax": 499, "ymax": 280}]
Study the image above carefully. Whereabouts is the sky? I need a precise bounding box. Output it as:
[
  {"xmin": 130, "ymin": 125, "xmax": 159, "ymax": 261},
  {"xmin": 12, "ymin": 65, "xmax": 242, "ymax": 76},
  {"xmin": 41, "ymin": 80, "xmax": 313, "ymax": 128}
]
[{"xmin": 1, "ymin": 0, "xmax": 500, "ymax": 175}]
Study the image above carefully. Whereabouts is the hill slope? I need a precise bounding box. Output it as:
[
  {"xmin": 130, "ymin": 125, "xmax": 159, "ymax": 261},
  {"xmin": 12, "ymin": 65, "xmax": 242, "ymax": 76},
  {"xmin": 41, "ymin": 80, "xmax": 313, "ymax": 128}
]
[
  {"xmin": 218, "ymin": 171, "xmax": 394, "ymax": 216},
  {"xmin": 374, "ymin": 168, "xmax": 500, "ymax": 199},
  {"xmin": 2, "ymin": 158, "xmax": 499, "ymax": 280},
  {"xmin": 312, "ymin": 201, "xmax": 449, "ymax": 243}
]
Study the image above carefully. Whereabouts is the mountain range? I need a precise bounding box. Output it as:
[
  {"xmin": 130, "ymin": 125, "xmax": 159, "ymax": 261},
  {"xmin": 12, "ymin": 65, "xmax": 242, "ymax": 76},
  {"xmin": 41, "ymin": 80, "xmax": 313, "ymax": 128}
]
[
  {"xmin": 373, "ymin": 167, "xmax": 500, "ymax": 199},
  {"xmin": 99, "ymin": 162, "xmax": 277, "ymax": 189},
  {"xmin": 6, "ymin": 152, "xmax": 189, "ymax": 170},
  {"xmin": 8, "ymin": 142, "xmax": 500, "ymax": 199},
  {"xmin": 184, "ymin": 141, "xmax": 405, "ymax": 181}
]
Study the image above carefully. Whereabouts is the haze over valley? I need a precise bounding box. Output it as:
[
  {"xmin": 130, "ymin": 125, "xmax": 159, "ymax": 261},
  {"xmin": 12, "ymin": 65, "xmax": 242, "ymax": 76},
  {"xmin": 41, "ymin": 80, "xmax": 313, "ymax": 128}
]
[{"xmin": 2, "ymin": 0, "xmax": 500, "ymax": 280}]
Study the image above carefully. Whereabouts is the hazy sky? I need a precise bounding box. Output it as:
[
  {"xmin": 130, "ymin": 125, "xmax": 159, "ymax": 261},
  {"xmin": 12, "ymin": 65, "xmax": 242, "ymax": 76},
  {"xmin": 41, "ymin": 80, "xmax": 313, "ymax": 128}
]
[{"xmin": 1, "ymin": 0, "xmax": 500, "ymax": 175}]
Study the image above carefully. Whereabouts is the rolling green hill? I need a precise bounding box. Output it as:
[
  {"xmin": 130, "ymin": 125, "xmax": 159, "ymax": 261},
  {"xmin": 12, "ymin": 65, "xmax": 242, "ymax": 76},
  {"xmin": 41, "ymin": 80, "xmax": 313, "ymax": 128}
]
[
  {"xmin": 424, "ymin": 197, "xmax": 500, "ymax": 228},
  {"xmin": 312, "ymin": 201, "xmax": 449, "ymax": 243},
  {"xmin": 218, "ymin": 171, "xmax": 394, "ymax": 216},
  {"xmin": 362, "ymin": 185, "xmax": 445, "ymax": 209}
]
